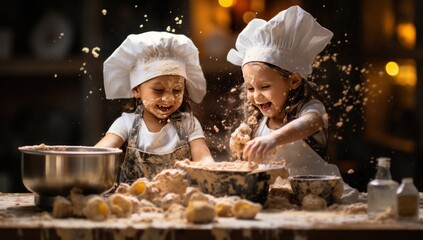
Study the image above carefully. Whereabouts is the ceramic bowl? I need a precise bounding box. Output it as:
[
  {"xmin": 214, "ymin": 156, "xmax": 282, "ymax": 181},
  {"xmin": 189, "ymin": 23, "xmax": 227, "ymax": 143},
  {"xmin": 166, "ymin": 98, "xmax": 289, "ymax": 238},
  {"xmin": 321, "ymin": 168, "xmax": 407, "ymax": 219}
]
[
  {"xmin": 175, "ymin": 160, "xmax": 288, "ymax": 204},
  {"xmin": 289, "ymin": 175, "xmax": 343, "ymax": 206}
]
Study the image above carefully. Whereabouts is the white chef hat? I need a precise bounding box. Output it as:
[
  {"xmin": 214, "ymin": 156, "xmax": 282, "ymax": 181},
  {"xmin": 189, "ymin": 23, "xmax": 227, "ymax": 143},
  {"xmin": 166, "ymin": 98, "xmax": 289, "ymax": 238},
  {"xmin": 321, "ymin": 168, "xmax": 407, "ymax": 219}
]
[
  {"xmin": 227, "ymin": 5, "xmax": 333, "ymax": 80},
  {"xmin": 103, "ymin": 31, "xmax": 207, "ymax": 103}
]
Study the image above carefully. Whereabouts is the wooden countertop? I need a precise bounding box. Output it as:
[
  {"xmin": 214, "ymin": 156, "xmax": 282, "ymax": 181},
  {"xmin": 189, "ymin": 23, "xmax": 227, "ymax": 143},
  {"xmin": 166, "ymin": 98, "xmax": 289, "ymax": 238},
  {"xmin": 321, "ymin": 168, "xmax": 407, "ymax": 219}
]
[{"xmin": 0, "ymin": 193, "xmax": 422, "ymax": 240}]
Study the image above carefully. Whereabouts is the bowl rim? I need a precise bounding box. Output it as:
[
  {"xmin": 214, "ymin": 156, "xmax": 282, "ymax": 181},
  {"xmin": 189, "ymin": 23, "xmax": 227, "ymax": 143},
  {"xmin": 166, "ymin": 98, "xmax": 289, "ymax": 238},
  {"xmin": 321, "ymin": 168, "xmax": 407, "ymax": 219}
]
[
  {"xmin": 18, "ymin": 145, "xmax": 122, "ymax": 155},
  {"xmin": 288, "ymin": 175, "xmax": 341, "ymax": 181}
]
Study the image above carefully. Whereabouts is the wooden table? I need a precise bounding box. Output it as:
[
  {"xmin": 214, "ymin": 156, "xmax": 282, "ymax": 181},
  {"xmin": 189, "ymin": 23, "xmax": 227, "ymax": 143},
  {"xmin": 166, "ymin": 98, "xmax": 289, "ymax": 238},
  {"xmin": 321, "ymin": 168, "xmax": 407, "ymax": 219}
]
[{"xmin": 1, "ymin": 193, "xmax": 422, "ymax": 240}]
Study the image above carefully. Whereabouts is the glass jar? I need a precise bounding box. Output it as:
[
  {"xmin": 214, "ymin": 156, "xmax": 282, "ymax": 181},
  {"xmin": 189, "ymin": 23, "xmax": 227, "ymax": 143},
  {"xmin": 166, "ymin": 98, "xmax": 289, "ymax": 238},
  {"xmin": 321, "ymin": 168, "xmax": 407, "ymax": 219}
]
[
  {"xmin": 397, "ymin": 178, "xmax": 419, "ymax": 222},
  {"xmin": 367, "ymin": 157, "xmax": 399, "ymax": 219}
]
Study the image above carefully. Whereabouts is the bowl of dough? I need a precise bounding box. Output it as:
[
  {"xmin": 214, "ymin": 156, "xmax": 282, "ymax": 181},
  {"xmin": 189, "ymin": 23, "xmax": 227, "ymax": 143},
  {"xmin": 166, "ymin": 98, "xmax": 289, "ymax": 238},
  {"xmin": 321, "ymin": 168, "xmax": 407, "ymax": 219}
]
[
  {"xmin": 175, "ymin": 159, "xmax": 288, "ymax": 204},
  {"xmin": 19, "ymin": 144, "xmax": 122, "ymax": 208},
  {"xmin": 288, "ymin": 175, "xmax": 343, "ymax": 209}
]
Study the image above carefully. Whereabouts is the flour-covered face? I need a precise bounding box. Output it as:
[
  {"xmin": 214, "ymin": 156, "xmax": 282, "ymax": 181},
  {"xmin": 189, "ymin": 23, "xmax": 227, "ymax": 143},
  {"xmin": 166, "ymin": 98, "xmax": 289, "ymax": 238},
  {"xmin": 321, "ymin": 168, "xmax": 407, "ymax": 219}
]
[
  {"xmin": 242, "ymin": 62, "xmax": 292, "ymax": 119},
  {"xmin": 133, "ymin": 75, "xmax": 185, "ymax": 119}
]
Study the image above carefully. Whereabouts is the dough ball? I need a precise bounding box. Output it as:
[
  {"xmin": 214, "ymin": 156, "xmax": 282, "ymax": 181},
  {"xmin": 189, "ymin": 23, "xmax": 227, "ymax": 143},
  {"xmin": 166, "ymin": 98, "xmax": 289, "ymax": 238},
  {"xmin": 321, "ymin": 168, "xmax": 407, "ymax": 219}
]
[
  {"xmin": 160, "ymin": 193, "xmax": 181, "ymax": 210},
  {"xmin": 232, "ymin": 199, "xmax": 262, "ymax": 219},
  {"xmin": 131, "ymin": 178, "xmax": 152, "ymax": 200},
  {"xmin": 301, "ymin": 194, "xmax": 327, "ymax": 211},
  {"xmin": 83, "ymin": 196, "xmax": 111, "ymax": 221},
  {"xmin": 115, "ymin": 183, "xmax": 131, "ymax": 195},
  {"xmin": 215, "ymin": 201, "xmax": 234, "ymax": 217},
  {"xmin": 164, "ymin": 203, "xmax": 186, "ymax": 220},
  {"xmin": 185, "ymin": 201, "xmax": 215, "ymax": 224},
  {"xmin": 108, "ymin": 193, "xmax": 133, "ymax": 218},
  {"xmin": 52, "ymin": 196, "xmax": 73, "ymax": 218}
]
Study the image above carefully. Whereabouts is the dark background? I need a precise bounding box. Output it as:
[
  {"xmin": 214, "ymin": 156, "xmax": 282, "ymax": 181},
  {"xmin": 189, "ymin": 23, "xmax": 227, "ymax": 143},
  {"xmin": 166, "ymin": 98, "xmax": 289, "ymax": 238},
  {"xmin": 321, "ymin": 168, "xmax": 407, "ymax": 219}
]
[{"xmin": 0, "ymin": 0, "xmax": 421, "ymax": 193}]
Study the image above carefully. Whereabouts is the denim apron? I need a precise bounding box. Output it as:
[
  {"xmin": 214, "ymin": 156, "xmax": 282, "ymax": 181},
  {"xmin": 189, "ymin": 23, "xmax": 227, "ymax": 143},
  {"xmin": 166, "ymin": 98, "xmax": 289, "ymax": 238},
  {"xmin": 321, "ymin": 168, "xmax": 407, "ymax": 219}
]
[{"xmin": 119, "ymin": 106, "xmax": 191, "ymax": 184}]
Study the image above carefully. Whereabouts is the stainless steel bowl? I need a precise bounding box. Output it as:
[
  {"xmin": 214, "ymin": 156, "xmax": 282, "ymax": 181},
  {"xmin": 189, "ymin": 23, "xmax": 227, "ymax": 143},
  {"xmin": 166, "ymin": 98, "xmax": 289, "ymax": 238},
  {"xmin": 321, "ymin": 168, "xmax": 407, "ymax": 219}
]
[{"xmin": 19, "ymin": 145, "xmax": 122, "ymax": 208}]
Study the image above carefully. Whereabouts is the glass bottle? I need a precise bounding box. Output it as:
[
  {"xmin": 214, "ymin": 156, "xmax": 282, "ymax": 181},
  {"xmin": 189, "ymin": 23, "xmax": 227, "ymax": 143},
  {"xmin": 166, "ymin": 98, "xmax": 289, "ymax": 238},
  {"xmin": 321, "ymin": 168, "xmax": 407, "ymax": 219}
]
[
  {"xmin": 367, "ymin": 157, "xmax": 399, "ymax": 219},
  {"xmin": 397, "ymin": 178, "xmax": 419, "ymax": 222}
]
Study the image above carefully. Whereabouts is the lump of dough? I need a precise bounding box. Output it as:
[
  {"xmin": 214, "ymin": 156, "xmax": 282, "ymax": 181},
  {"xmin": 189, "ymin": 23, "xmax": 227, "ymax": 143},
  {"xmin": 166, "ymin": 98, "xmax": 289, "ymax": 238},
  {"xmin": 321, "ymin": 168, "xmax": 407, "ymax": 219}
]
[
  {"xmin": 69, "ymin": 188, "xmax": 87, "ymax": 217},
  {"xmin": 189, "ymin": 191, "xmax": 215, "ymax": 205},
  {"xmin": 185, "ymin": 201, "xmax": 215, "ymax": 224},
  {"xmin": 139, "ymin": 199, "xmax": 163, "ymax": 213},
  {"xmin": 232, "ymin": 199, "xmax": 262, "ymax": 219},
  {"xmin": 115, "ymin": 183, "xmax": 131, "ymax": 195},
  {"xmin": 181, "ymin": 187, "xmax": 201, "ymax": 206},
  {"xmin": 164, "ymin": 203, "xmax": 186, "ymax": 220},
  {"xmin": 82, "ymin": 196, "xmax": 111, "ymax": 221},
  {"xmin": 107, "ymin": 193, "xmax": 133, "ymax": 218},
  {"xmin": 229, "ymin": 123, "xmax": 252, "ymax": 159},
  {"xmin": 151, "ymin": 169, "xmax": 188, "ymax": 195},
  {"xmin": 215, "ymin": 197, "xmax": 237, "ymax": 217},
  {"xmin": 52, "ymin": 196, "xmax": 73, "ymax": 218},
  {"xmin": 301, "ymin": 194, "xmax": 327, "ymax": 211},
  {"xmin": 160, "ymin": 193, "xmax": 181, "ymax": 210},
  {"xmin": 130, "ymin": 178, "xmax": 153, "ymax": 200}
]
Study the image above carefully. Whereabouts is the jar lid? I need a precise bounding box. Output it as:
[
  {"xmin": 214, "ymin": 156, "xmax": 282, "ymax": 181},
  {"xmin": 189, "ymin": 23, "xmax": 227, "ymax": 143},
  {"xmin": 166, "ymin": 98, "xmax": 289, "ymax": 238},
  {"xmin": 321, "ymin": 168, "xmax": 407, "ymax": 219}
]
[
  {"xmin": 377, "ymin": 157, "xmax": 391, "ymax": 167},
  {"xmin": 401, "ymin": 177, "xmax": 413, "ymax": 183}
]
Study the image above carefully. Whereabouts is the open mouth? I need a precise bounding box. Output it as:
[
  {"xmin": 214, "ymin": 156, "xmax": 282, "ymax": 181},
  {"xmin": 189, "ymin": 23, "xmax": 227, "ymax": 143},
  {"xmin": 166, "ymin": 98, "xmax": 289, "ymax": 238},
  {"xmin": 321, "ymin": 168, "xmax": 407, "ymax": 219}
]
[
  {"xmin": 258, "ymin": 102, "xmax": 272, "ymax": 111},
  {"xmin": 157, "ymin": 105, "xmax": 172, "ymax": 113}
]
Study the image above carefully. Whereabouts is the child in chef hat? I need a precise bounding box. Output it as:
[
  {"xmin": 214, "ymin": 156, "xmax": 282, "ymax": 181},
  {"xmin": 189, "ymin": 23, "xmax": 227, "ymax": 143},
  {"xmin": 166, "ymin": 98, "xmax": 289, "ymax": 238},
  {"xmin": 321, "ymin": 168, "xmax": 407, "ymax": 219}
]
[
  {"xmin": 95, "ymin": 31, "xmax": 214, "ymax": 183},
  {"xmin": 227, "ymin": 6, "xmax": 359, "ymax": 203}
]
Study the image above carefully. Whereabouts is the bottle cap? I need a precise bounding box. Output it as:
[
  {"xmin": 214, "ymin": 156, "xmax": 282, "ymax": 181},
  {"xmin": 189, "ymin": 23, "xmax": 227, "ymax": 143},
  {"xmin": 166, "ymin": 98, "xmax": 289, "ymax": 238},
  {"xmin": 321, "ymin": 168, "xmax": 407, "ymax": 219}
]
[
  {"xmin": 377, "ymin": 157, "xmax": 391, "ymax": 167},
  {"xmin": 401, "ymin": 178, "xmax": 413, "ymax": 183}
]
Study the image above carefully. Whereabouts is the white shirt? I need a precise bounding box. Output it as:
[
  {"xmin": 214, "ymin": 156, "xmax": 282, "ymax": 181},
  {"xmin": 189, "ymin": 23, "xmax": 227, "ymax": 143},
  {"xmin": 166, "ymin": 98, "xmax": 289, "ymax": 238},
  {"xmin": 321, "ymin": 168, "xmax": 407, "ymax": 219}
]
[
  {"xmin": 253, "ymin": 98, "xmax": 340, "ymax": 176},
  {"xmin": 107, "ymin": 112, "xmax": 205, "ymax": 154},
  {"xmin": 255, "ymin": 99, "xmax": 328, "ymax": 146}
]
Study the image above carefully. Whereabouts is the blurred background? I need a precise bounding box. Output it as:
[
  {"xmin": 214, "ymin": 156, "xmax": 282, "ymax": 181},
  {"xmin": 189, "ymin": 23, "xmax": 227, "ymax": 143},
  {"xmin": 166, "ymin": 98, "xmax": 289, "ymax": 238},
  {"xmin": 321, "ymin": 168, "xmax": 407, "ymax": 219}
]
[{"xmin": 0, "ymin": 0, "xmax": 422, "ymax": 193}]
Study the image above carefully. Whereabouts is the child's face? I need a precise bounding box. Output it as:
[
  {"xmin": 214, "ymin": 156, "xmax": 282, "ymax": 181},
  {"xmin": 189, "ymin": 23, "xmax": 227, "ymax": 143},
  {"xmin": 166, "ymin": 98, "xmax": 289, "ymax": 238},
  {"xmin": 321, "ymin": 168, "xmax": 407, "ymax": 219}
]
[
  {"xmin": 243, "ymin": 62, "xmax": 292, "ymax": 119},
  {"xmin": 132, "ymin": 75, "xmax": 185, "ymax": 119}
]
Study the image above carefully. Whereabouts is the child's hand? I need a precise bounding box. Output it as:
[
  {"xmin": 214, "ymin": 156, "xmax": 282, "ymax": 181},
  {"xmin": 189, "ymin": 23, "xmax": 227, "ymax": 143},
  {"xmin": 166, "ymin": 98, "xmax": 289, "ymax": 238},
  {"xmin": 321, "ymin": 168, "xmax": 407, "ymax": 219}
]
[{"xmin": 243, "ymin": 135, "xmax": 277, "ymax": 164}]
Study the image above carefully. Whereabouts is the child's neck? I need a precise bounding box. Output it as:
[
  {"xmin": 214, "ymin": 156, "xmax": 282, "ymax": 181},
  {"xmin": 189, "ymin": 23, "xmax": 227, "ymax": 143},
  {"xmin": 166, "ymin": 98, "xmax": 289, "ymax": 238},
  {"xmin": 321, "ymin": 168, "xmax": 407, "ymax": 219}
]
[
  {"xmin": 142, "ymin": 110, "xmax": 169, "ymax": 132},
  {"xmin": 267, "ymin": 114, "xmax": 286, "ymax": 130}
]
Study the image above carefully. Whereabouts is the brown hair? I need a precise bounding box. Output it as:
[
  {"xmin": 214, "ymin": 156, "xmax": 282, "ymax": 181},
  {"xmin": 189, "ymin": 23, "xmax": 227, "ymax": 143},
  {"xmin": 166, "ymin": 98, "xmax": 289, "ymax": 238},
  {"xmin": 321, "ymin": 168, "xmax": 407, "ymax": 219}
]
[{"xmin": 241, "ymin": 62, "xmax": 328, "ymax": 159}]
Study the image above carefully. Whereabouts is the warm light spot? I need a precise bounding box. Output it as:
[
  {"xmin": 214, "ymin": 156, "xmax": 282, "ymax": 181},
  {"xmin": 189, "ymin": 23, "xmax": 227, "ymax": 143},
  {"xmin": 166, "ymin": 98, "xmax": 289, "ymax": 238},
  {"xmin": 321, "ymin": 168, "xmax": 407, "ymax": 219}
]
[
  {"xmin": 385, "ymin": 61, "xmax": 399, "ymax": 76},
  {"xmin": 396, "ymin": 63, "xmax": 416, "ymax": 86},
  {"xmin": 219, "ymin": 0, "xmax": 235, "ymax": 8},
  {"xmin": 250, "ymin": 0, "xmax": 264, "ymax": 13},
  {"xmin": 396, "ymin": 22, "xmax": 416, "ymax": 49},
  {"xmin": 243, "ymin": 11, "xmax": 256, "ymax": 24}
]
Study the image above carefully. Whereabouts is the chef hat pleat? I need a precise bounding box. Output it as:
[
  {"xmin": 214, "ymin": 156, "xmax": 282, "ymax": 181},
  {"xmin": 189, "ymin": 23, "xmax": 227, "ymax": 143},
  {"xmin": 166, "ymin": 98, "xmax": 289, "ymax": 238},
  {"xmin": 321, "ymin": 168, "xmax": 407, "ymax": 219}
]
[
  {"xmin": 103, "ymin": 31, "xmax": 207, "ymax": 103},
  {"xmin": 227, "ymin": 5, "xmax": 333, "ymax": 80}
]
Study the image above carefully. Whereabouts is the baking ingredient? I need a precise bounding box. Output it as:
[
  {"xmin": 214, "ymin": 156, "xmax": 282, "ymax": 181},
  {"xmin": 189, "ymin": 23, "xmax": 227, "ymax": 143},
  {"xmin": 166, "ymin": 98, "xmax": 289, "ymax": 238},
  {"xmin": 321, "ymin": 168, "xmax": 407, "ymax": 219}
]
[
  {"xmin": 229, "ymin": 123, "xmax": 252, "ymax": 159},
  {"xmin": 151, "ymin": 169, "xmax": 188, "ymax": 195},
  {"xmin": 396, "ymin": 178, "xmax": 419, "ymax": 222},
  {"xmin": 108, "ymin": 193, "xmax": 133, "ymax": 218},
  {"xmin": 185, "ymin": 201, "xmax": 216, "ymax": 223},
  {"xmin": 301, "ymin": 194, "xmax": 327, "ymax": 211},
  {"xmin": 367, "ymin": 157, "xmax": 399, "ymax": 219},
  {"xmin": 131, "ymin": 178, "xmax": 153, "ymax": 200},
  {"xmin": 52, "ymin": 196, "xmax": 73, "ymax": 218},
  {"xmin": 232, "ymin": 199, "xmax": 262, "ymax": 219},
  {"xmin": 83, "ymin": 196, "xmax": 111, "ymax": 221}
]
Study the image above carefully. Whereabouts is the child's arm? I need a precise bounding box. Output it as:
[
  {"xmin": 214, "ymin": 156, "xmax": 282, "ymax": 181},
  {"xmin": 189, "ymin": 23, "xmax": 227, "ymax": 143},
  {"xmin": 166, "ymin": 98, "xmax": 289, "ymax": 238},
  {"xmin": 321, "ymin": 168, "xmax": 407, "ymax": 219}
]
[
  {"xmin": 189, "ymin": 138, "xmax": 215, "ymax": 163},
  {"xmin": 243, "ymin": 112, "xmax": 324, "ymax": 163},
  {"xmin": 95, "ymin": 133, "xmax": 125, "ymax": 148}
]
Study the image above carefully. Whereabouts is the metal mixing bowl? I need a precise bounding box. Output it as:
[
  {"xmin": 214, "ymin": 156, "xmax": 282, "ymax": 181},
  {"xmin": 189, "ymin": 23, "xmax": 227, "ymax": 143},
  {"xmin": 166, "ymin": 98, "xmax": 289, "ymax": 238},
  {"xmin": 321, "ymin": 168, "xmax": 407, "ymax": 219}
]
[{"xmin": 19, "ymin": 145, "xmax": 122, "ymax": 208}]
